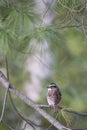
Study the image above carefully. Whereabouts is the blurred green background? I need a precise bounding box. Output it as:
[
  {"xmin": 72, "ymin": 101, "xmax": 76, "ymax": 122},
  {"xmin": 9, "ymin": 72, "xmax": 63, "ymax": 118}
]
[{"xmin": 0, "ymin": 0, "xmax": 87, "ymax": 130}]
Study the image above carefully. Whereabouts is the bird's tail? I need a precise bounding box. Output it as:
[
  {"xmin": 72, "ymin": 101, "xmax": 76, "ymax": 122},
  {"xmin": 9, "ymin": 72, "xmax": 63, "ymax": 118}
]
[{"xmin": 53, "ymin": 105, "xmax": 58, "ymax": 112}]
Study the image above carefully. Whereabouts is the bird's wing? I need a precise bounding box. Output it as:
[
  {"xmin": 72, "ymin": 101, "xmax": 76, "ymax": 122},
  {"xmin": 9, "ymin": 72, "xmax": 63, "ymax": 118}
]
[{"xmin": 52, "ymin": 88, "xmax": 61, "ymax": 104}]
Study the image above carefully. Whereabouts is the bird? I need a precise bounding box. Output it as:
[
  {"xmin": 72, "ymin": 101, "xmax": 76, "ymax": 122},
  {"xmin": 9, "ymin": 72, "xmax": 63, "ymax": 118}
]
[{"xmin": 47, "ymin": 83, "xmax": 61, "ymax": 112}]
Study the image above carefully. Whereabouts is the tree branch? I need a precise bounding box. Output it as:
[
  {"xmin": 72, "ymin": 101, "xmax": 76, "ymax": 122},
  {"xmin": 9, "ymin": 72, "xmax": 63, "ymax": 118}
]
[
  {"xmin": 0, "ymin": 71, "xmax": 71, "ymax": 130},
  {"xmin": 37, "ymin": 105, "xmax": 87, "ymax": 116}
]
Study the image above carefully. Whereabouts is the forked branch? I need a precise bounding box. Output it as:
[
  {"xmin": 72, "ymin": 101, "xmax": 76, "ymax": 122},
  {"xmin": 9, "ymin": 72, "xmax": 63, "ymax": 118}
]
[{"xmin": 0, "ymin": 70, "xmax": 71, "ymax": 130}]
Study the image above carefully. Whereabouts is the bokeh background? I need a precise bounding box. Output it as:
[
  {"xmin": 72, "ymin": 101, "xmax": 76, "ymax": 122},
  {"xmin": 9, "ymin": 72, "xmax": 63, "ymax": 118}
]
[{"xmin": 0, "ymin": 0, "xmax": 87, "ymax": 130}]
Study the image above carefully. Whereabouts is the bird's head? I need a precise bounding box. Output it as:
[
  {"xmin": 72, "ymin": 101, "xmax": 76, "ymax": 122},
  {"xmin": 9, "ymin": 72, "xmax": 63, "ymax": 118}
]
[{"xmin": 48, "ymin": 83, "xmax": 57, "ymax": 90}]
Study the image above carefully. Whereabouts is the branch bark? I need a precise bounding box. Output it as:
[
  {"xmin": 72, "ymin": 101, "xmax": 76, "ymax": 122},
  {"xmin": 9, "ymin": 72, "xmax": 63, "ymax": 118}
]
[{"xmin": 0, "ymin": 71, "xmax": 71, "ymax": 130}]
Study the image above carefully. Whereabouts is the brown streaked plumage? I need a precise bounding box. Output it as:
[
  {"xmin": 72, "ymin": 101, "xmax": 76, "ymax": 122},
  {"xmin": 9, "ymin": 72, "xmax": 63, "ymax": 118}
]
[{"xmin": 47, "ymin": 83, "xmax": 61, "ymax": 112}]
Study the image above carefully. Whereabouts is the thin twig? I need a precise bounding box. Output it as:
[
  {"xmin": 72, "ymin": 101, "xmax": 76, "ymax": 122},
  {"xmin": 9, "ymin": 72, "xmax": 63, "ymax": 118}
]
[
  {"xmin": 5, "ymin": 56, "xmax": 38, "ymax": 130},
  {"xmin": 60, "ymin": 107, "xmax": 87, "ymax": 117},
  {"xmin": 22, "ymin": 122, "xmax": 27, "ymax": 130},
  {"xmin": 15, "ymin": 119, "xmax": 21, "ymax": 130},
  {"xmin": 37, "ymin": 105, "xmax": 87, "ymax": 117},
  {"xmin": 9, "ymin": 91, "xmax": 40, "ymax": 128},
  {"xmin": 5, "ymin": 56, "xmax": 9, "ymax": 81},
  {"xmin": 0, "ymin": 87, "xmax": 9, "ymax": 122}
]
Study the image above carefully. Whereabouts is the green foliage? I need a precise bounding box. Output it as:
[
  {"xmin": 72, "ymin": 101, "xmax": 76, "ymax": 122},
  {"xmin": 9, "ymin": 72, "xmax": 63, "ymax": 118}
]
[{"xmin": 0, "ymin": 0, "xmax": 87, "ymax": 130}]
